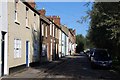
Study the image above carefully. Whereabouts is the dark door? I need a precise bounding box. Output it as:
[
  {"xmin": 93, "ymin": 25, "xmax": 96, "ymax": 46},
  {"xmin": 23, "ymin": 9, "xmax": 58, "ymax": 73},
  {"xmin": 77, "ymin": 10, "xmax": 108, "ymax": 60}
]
[
  {"xmin": 26, "ymin": 41, "xmax": 29, "ymax": 67},
  {"xmin": 1, "ymin": 32, "xmax": 6, "ymax": 76}
]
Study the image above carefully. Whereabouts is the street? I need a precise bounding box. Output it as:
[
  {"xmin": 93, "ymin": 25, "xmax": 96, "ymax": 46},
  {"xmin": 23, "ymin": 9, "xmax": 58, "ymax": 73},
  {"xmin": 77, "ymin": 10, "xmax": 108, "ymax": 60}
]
[{"xmin": 2, "ymin": 53, "xmax": 120, "ymax": 80}]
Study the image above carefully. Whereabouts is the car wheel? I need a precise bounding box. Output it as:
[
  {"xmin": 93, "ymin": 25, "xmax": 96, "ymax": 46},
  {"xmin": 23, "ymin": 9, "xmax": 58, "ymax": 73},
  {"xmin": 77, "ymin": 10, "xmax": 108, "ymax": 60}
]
[{"xmin": 91, "ymin": 62, "xmax": 96, "ymax": 69}]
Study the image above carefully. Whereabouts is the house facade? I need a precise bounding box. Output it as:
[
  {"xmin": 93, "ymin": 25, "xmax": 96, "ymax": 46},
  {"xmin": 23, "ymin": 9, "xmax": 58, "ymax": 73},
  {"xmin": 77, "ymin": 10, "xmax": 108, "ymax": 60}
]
[
  {"xmin": 0, "ymin": 0, "xmax": 8, "ymax": 76},
  {"xmin": 39, "ymin": 15, "xmax": 50, "ymax": 62},
  {"xmin": 61, "ymin": 25, "xmax": 69, "ymax": 56},
  {"xmin": 0, "ymin": 0, "xmax": 40, "ymax": 76},
  {"xmin": 68, "ymin": 29, "xmax": 76, "ymax": 55},
  {"xmin": 47, "ymin": 16, "xmax": 60, "ymax": 60}
]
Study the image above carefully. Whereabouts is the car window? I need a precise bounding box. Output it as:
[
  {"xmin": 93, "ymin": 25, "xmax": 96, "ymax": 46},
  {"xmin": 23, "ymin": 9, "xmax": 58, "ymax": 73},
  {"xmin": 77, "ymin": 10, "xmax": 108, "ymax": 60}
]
[{"xmin": 94, "ymin": 50, "xmax": 110, "ymax": 61}]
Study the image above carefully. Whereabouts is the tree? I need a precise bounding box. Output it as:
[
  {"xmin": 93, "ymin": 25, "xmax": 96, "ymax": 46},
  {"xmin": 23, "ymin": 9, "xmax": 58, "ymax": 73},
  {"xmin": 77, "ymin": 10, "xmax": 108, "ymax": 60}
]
[
  {"xmin": 76, "ymin": 34, "xmax": 85, "ymax": 53},
  {"xmin": 88, "ymin": 2, "xmax": 120, "ymax": 58}
]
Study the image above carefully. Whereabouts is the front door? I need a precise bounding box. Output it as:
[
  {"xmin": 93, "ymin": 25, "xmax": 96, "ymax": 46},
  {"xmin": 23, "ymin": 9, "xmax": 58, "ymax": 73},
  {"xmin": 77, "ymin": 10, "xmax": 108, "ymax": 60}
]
[
  {"xmin": 1, "ymin": 32, "xmax": 6, "ymax": 76},
  {"xmin": 26, "ymin": 41, "xmax": 30, "ymax": 67}
]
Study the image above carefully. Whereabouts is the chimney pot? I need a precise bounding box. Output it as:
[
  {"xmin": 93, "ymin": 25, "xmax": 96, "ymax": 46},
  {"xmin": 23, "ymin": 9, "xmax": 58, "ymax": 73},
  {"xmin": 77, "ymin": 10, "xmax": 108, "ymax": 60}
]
[
  {"xmin": 28, "ymin": 0, "xmax": 36, "ymax": 9},
  {"xmin": 38, "ymin": 9, "xmax": 46, "ymax": 16}
]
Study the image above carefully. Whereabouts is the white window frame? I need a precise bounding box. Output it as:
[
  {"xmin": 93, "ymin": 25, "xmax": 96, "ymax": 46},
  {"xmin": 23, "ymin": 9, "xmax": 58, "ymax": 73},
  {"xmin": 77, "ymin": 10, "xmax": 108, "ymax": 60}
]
[
  {"xmin": 26, "ymin": 7, "xmax": 29, "ymax": 27},
  {"xmin": 42, "ymin": 24, "xmax": 44, "ymax": 36},
  {"xmin": 14, "ymin": 0, "xmax": 20, "ymax": 24},
  {"xmin": 14, "ymin": 38, "xmax": 21, "ymax": 58},
  {"xmin": 46, "ymin": 26, "xmax": 47, "ymax": 37},
  {"xmin": 34, "ymin": 13, "xmax": 37, "ymax": 31},
  {"xmin": 50, "ymin": 22, "xmax": 52, "ymax": 36},
  {"xmin": 53, "ymin": 24, "xmax": 54, "ymax": 37},
  {"xmin": 51, "ymin": 39, "xmax": 52, "ymax": 56},
  {"xmin": 56, "ymin": 28, "xmax": 57, "ymax": 38},
  {"xmin": 15, "ymin": 0, "xmax": 18, "ymax": 20},
  {"xmin": 34, "ymin": 22, "xmax": 37, "ymax": 32}
]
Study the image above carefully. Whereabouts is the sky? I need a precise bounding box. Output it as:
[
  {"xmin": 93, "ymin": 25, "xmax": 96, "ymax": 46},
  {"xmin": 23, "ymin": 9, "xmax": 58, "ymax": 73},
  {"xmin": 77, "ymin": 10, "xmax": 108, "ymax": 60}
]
[{"xmin": 35, "ymin": 2, "xmax": 92, "ymax": 37}]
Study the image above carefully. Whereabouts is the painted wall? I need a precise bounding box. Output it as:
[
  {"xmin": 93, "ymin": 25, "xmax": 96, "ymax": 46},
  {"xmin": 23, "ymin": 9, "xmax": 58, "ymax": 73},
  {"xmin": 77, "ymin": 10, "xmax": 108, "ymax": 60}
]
[
  {"xmin": 62, "ymin": 32, "xmax": 65, "ymax": 57},
  {"xmin": 58, "ymin": 29, "xmax": 62, "ymax": 58},
  {"xmin": 8, "ymin": 1, "xmax": 40, "ymax": 69},
  {"xmin": 66, "ymin": 36, "xmax": 69, "ymax": 55},
  {"xmin": 0, "ymin": 0, "xmax": 8, "ymax": 76}
]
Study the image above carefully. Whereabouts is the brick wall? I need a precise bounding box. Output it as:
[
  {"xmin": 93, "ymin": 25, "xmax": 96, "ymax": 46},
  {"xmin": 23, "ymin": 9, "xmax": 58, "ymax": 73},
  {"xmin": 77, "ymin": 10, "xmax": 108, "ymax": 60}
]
[
  {"xmin": 38, "ymin": 9, "xmax": 46, "ymax": 16},
  {"xmin": 47, "ymin": 16, "xmax": 61, "ymax": 26}
]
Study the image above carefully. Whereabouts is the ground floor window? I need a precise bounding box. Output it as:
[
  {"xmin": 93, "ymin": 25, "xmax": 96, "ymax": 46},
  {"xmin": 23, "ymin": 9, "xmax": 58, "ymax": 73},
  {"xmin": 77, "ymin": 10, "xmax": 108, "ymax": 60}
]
[{"xmin": 14, "ymin": 38, "xmax": 21, "ymax": 58}]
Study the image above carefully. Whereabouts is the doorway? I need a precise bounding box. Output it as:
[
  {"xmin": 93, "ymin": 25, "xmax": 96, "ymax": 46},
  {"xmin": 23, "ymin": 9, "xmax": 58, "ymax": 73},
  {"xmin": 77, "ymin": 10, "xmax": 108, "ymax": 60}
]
[
  {"xmin": 1, "ymin": 32, "xmax": 6, "ymax": 76},
  {"xmin": 26, "ymin": 41, "xmax": 30, "ymax": 67}
]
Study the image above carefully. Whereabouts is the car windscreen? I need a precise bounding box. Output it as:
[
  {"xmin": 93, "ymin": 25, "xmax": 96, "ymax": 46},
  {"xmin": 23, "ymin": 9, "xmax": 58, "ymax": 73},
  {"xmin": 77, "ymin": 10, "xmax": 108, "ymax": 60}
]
[{"xmin": 94, "ymin": 50, "xmax": 110, "ymax": 61}]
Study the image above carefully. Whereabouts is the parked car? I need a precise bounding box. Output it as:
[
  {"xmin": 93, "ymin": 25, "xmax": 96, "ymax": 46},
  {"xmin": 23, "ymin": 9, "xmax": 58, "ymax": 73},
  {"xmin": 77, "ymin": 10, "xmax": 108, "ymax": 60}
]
[
  {"xmin": 84, "ymin": 49, "xmax": 90, "ymax": 56},
  {"xmin": 88, "ymin": 48, "xmax": 94, "ymax": 59},
  {"xmin": 90, "ymin": 49, "xmax": 112, "ymax": 68}
]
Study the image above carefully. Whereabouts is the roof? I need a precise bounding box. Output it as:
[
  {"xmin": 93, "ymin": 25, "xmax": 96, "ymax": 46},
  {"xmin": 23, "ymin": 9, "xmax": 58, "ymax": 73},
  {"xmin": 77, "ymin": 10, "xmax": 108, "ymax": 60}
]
[{"xmin": 21, "ymin": 0, "xmax": 40, "ymax": 15}]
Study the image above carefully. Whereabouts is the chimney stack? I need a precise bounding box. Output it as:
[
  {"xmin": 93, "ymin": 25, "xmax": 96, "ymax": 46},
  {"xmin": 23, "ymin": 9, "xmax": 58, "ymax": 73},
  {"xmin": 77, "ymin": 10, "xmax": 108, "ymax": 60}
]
[
  {"xmin": 38, "ymin": 8, "xmax": 46, "ymax": 16},
  {"xmin": 47, "ymin": 16, "xmax": 61, "ymax": 26},
  {"xmin": 27, "ymin": 0, "xmax": 36, "ymax": 9},
  {"xmin": 73, "ymin": 29, "xmax": 76, "ymax": 35}
]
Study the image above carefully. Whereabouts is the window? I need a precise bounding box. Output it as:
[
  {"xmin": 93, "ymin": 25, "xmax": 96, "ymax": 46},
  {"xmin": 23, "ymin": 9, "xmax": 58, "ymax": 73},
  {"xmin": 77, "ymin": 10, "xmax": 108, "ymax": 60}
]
[
  {"xmin": 46, "ymin": 26, "xmax": 47, "ymax": 37},
  {"xmin": 50, "ymin": 22, "xmax": 52, "ymax": 36},
  {"xmin": 51, "ymin": 39, "xmax": 52, "ymax": 56},
  {"xmin": 34, "ymin": 14, "xmax": 37, "ymax": 32},
  {"xmin": 26, "ymin": 8, "xmax": 28, "ymax": 25},
  {"xmin": 14, "ymin": 39, "xmax": 21, "ymax": 58},
  {"xmin": 53, "ymin": 24, "xmax": 54, "ymax": 37},
  {"xmin": 15, "ymin": 0, "xmax": 19, "ymax": 21},
  {"xmin": 34, "ymin": 22, "xmax": 37, "ymax": 32},
  {"xmin": 42, "ymin": 23, "xmax": 44, "ymax": 36},
  {"xmin": 56, "ymin": 28, "xmax": 57, "ymax": 38}
]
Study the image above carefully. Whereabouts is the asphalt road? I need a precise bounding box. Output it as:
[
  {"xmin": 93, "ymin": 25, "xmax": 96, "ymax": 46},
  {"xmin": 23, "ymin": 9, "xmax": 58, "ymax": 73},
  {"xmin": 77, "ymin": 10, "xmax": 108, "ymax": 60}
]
[
  {"xmin": 2, "ymin": 53, "xmax": 120, "ymax": 80},
  {"xmin": 43, "ymin": 53, "xmax": 120, "ymax": 79}
]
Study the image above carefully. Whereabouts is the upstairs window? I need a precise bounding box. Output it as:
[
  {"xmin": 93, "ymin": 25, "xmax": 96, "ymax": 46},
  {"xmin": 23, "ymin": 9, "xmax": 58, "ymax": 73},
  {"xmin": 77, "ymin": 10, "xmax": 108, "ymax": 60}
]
[
  {"xmin": 34, "ymin": 13, "xmax": 37, "ymax": 32},
  {"xmin": 15, "ymin": 0, "xmax": 19, "ymax": 21},
  {"xmin": 34, "ymin": 22, "xmax": 37, "ymax": 31},
  {"xmin": 26, "ymin": 7, "xmax": 29, "ymax": 27},
  {"xmin": 46, "ymin": 26, "xmax": 47, "ymax": 37},
  {"xmin": 50, "ymin": 22, "xmax": 52, "ymax": 36},
  {"xmin": 53, "ymin": 24, "xmax": 54, "ymax": 37},
  {"xmin": 56, "ymin": 28, "xmax": 58, "ymax": 38},
  {"xmin": 42, "ymin": 23, "xmax": 44, "ymax": 36}
]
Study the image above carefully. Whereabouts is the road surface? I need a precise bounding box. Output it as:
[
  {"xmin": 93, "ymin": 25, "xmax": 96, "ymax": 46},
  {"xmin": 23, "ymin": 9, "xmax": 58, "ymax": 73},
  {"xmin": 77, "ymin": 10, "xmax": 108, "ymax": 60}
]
[{"xmin": 2, "ymin": 53, "xmax": 120, "ymax": 80}]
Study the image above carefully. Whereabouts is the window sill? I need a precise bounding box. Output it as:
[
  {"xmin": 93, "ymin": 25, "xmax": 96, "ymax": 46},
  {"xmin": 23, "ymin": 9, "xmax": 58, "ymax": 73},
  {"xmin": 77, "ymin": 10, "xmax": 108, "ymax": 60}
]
[
  {"xmin": 14, "ymin": 20, "xmax": 20, "ymax": 25},
  {"xmin": 26, "ymin": 25, "xmax": 30, "ymax": 29},
  {"xmin": 34, "ymin": 29, "xmax": 37, "ymax": 32}
]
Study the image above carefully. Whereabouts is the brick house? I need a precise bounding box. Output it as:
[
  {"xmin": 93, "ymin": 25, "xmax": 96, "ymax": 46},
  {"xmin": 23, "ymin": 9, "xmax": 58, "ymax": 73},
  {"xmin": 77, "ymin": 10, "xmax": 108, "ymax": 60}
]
[
  {"xmin": 38, "ymin": 9, "xmax": 50, "ymax": 62},
  {"xmin": 47, "ymin": 16, "xmax": 60, "ymax": 60},
  {"xmin": 38, "ymin": 9, "xmax": 60, "ymax": 61}
]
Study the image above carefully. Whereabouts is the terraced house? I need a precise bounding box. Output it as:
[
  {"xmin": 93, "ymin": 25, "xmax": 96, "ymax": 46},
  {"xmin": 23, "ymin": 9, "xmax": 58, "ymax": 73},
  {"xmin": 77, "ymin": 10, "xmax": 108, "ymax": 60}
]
[
  {"xmin": 68, "ymin": 29, "xmax": 76, "ymax": 55},
  {"xmin": 0, "ymin": 0, "xmax": 40, "ymax": 76},
  {"xmin": 0, "ymin": 0, "xmax": 76, "ymax": 77},
  {"xmin": 47, "ymin": 16, "xmax": 61, "ymax": 60},
  {"xmin": 38, "ymin": 9, "xmax": 50, "ymax": 62},
  {"xmin": 0, "ymin": 0, "xmax": 8, "ymax": 76}
]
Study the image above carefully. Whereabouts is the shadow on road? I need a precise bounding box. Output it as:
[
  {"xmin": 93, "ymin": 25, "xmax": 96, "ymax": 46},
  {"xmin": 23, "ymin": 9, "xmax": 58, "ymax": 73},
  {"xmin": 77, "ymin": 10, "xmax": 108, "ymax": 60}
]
[
  {"xmin": 4, "ymin": 53, "xmax": 120, "ymax": 79},
  {"xmin": 41, "ymin": 53, "xmax": 120, "ymax": 79}
]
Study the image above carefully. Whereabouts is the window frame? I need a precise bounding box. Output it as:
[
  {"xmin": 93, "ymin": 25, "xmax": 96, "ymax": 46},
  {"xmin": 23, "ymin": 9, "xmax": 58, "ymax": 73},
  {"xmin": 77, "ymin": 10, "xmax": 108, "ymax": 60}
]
[
  {"xmin": 14, "ymin": 0, "xmax": 20, "ymax": 24},
  {"xmin": 14, "ymin": 38, "xmax": 22, "ymax": 58}
]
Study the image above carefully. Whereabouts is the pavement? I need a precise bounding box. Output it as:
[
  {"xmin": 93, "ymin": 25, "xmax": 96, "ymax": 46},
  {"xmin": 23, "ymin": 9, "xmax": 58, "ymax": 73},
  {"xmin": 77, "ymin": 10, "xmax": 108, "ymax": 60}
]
[{"xmin": 1, "ymin": 56, "xmax": 67, "ymax": 79}]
